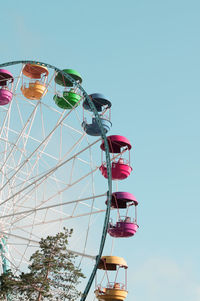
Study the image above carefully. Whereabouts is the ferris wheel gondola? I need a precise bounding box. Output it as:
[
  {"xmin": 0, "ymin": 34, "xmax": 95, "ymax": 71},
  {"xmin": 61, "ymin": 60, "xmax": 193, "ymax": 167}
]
[{"xmin": 107, "ymin": 192, "xmax": 139, "ymax": 238}]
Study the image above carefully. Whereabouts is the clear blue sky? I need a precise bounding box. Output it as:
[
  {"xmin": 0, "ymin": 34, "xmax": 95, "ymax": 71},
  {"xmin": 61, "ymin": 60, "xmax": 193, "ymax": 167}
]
[{"xmin": 1, "ymin": 0, "xmax": 200, "ymax": 300}]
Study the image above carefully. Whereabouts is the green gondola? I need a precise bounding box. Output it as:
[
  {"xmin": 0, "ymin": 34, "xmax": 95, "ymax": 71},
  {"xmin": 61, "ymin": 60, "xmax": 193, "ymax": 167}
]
[{"xmin": 54, "ymin": 91, "xmax": 81, "ymax": 109}]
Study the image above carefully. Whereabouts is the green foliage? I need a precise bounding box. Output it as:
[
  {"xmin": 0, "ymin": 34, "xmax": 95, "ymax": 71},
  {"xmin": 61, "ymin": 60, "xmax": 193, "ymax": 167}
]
[{"xmin": 0, "ymin": 228, "xmax": 85, "ymax": 301}]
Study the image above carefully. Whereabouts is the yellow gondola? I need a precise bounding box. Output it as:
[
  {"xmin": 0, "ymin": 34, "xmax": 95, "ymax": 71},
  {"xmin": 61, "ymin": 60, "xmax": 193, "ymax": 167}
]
[
  {"xmin": 95, "ymin": 256, "xmax": 128, "ymax": 301},
  {"xmin": 21, "ymin": 64, "xmax": 49, "ymax": 100}
]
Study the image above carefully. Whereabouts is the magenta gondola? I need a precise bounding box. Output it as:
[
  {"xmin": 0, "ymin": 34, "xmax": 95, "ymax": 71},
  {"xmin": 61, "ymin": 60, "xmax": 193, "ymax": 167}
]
[
  {"xmin": 0, "ymin": 69, "xmax": 14, "ymax": 105},
  {"xmin": 100, "ymin": 135, "xmax": 132, "ymax": 180},
  {"xmin": 107, "ymin": 192, "xmax": 139, "ymax": 238}
]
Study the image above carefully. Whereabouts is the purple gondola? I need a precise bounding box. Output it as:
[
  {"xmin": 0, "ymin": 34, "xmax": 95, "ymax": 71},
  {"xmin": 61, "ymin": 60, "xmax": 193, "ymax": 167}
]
[{"xmin": 107, "ymin": 192, "xmax": 139, "ymax": 238}]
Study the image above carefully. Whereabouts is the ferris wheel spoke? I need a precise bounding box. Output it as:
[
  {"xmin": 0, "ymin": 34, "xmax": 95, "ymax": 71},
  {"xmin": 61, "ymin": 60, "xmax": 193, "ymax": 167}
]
[
  {"xmin": 0, "ymin": 251, "xmax": 19, "ymax": 272},
  {"xmin": 9, "ymin": 191, "xmax": 104, "ymax": 228},
  {"xmin": 80, "ymin": 178, "xmax": 96, "ymax": 262},
  {"xmin": 0, "ymin": 193, "xmax": 106, "ymax": 222},
  {"xmin": 13, "ymin": 66, "xmax": 24, "ymax": 92},
  {"xmin": 70, "ymin": 176, "xmax": 93, "ymax": 216},
  {"xmin": 0, "ymin": 101, "xmax": 40, "ymax": 173},
  {"xmin": 12, "ymin": 209, "xmax": 107, "ymax": 231},
  {"xmin": 14, "ymin": 99, "xmax": 40, "ymax": 166},
  {"xmin": 66, "ymin": 249, "xmax": 96, "ymax": 260},
  {"xmin": 7, "ymin": 243, "xmax": 38, "ymax": 247},
  {"xmin": 9, "ymin": 244, "xmax": 31, "ymax": 270},
  {"xmin": 0, "ymin": 105, "xmax": 12, "ymax": 142},
  {"xmin": 1, "ymin": 231, "xmax": 39, "ymax": 244},
  {"xmin": 0, "ymin": 104, "xmax": 13, "ymax": 194},
  {"xmin": 16, "ymin": 212, "xmax": 38, "ymax": 269},
  {"xmin": 8, "ymin": 224, "xmax": 42, "ymax": 244},
  {"xmin": 67, "ymin": 166, "xmax": 99, "ymax": 190}
]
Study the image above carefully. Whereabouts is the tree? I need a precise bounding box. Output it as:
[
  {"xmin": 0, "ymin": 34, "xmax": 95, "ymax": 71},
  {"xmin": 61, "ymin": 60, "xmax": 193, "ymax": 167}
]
[{"xmin": 0, "ymin": 228, "xmax": 85, "ymax": 300}]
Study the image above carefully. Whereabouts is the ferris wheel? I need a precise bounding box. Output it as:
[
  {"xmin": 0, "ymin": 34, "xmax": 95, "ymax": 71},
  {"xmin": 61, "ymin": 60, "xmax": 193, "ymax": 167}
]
[
  {"xmin": 0, "ymin": 60, "xmax": 139, "ymax": 301},
  {"xmin": 0, "ymin": 60, "xmax": 114, "ymax": 300}
]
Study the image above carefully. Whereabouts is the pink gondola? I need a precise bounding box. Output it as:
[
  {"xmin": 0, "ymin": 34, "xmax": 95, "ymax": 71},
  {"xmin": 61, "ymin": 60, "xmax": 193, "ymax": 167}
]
[
  {"xmin": 100, "ymin": 135, "xmax": 132, "ymax": 180},
  {"xmin": 0, "ymin": 69, "xmax": 14, "ymax": 105},
  {"xmin": 107, "ymin": 192, "xmax": 139, "ymax": 238}
]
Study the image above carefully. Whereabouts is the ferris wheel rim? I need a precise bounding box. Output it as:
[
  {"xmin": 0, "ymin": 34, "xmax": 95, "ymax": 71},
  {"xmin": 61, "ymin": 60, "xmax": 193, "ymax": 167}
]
[{"xmin": 0, "ymin": 60, "xmax": 112, "ymax": 301}]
